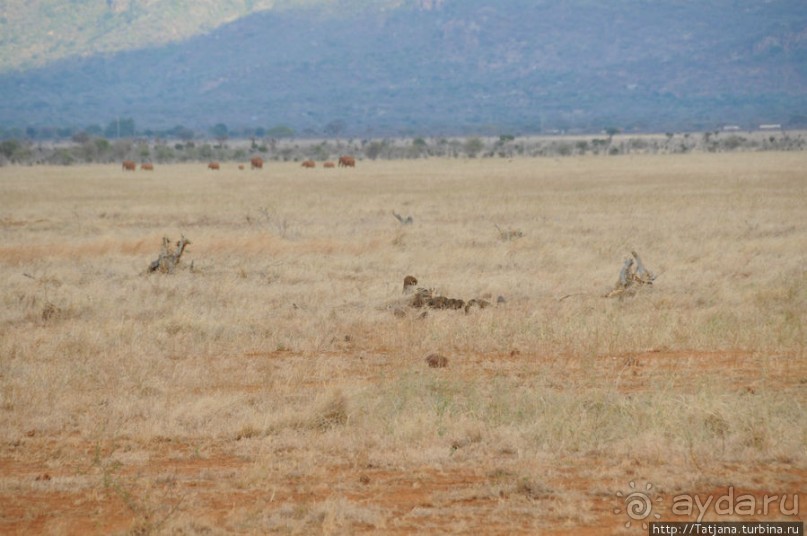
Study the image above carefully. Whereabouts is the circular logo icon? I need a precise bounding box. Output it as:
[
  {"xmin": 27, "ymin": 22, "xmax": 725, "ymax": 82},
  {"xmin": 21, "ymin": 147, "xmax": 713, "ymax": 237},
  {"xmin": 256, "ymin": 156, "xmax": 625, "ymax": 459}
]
[{"xmin": 614, "ymin": 481, "xmax": 663, "ymax": 529}]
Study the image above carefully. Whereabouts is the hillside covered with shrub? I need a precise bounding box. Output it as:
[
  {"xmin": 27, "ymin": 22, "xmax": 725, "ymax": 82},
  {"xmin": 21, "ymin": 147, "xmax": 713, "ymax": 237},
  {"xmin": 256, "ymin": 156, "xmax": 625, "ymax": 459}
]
[{"xmin": 1, "ymin": 0, "xmax": 805, "ymax": 137}]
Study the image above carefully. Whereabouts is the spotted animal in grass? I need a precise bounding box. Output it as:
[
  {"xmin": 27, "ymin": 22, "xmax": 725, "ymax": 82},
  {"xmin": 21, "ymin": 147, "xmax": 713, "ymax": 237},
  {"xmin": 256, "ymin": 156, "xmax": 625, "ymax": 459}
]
[{"xmin": 402, "ymin": 276, "xmax": 491, "ymax": 314}]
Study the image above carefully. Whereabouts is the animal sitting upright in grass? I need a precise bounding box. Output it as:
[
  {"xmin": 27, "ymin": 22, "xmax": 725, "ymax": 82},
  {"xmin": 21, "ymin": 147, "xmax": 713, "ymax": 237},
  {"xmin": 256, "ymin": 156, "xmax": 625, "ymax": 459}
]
[{"xmin": 403, "ymin": 275, "xmax": 418, "ymax": 294}]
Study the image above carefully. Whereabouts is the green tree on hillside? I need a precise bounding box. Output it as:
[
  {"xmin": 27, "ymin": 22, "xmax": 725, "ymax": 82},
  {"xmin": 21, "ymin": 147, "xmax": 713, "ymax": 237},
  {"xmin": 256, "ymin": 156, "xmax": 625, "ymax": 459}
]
[
  {"xmin": 169, "ymin": 125, "xmax": 195, "ymax": 141},
  {"xmin": 324, "ymin": 119, "xmax": 346, "ymax": 137},
  {"xmin": 104, "ymin": 118, "xmax": 136, "ymax": 138},
  {"xmin": 464, "ymin": 137, "xmax": 484, "ymax": 157},
  {"xmin": 365, "ymin": 141, "xmax": 386, "ymax": 160},
  {"xmin": 211, "ymin": 123, "xmax": 228, "ymax": 146},
  {"xmin": 0, "ymin": 139, "xmax": 22, "ymax": 160},
  {"xmin": 267, "ymin": 125, "xmax": 295, "ymax": 138}
]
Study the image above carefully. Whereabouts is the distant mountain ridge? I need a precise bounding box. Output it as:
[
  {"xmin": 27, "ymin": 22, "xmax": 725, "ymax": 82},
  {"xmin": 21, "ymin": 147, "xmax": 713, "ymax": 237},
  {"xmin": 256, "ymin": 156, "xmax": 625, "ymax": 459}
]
[
  {"xmin": 1, "ymin": 0, "xmax": 805, "ymax": 137},
  {"xmin": 0, "ymin": 0, "xmax": 398, "ymax": 73}
]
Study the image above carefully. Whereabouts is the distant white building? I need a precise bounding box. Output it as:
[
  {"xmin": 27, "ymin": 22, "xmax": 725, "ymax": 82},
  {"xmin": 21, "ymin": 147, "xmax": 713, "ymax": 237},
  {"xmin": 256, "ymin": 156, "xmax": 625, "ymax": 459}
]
[
  {"xmin": 759, "ymin": 124, "xmax": 782, "ymax": 130},
  {"xmin": 722, "ymin": 125, "xmax": 741, "ymax": 131}
]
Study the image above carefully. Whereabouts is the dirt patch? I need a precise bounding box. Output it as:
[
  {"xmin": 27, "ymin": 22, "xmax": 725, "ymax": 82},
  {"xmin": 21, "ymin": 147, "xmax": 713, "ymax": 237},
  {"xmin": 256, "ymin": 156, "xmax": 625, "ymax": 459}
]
[{"xmin": 1, "ymin": 349, "xmax": 803, "ymax": 534}]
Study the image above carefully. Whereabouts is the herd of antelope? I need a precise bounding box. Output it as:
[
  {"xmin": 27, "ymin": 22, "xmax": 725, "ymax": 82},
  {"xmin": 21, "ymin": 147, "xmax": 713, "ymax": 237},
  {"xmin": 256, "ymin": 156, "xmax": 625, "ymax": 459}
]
[
  {"xmin": 122, "ymin": 155, "xmax": 357, "ymax": 171},
  {"xmin": 300, "ymin": 156, "xmax": 354, "ymax": 168},
  {"xmin": 122, "ymin": 160, "xmax": 153, "ymax": 171}
]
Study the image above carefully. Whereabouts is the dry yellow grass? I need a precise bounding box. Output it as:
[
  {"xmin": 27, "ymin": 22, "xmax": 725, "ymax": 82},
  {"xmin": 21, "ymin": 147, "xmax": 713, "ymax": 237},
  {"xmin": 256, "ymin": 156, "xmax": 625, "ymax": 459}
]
[{"xmin": 0, "ymin": 153, "xmax": 805, "ymax": 534}]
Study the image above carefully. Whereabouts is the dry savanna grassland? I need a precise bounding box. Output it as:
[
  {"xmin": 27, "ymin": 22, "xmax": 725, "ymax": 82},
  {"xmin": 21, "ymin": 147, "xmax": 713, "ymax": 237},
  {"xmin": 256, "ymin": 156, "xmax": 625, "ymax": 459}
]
[{"xmin": 0, "ymin": 153, "xmax": 805, "ymax": 534}]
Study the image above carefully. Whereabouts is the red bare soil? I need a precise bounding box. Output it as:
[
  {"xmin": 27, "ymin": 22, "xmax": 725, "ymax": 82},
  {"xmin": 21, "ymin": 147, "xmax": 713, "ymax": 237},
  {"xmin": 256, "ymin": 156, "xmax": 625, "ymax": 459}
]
[{"xmin": 1, "ymin": 350, "xmax": 803, "ymax": 534}]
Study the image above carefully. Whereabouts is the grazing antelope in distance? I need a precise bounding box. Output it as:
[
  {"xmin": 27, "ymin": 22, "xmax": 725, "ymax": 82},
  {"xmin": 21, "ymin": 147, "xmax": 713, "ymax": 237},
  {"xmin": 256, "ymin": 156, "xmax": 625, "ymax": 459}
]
[
  {"xmin": 323, "ymin": 161, "xmax": 336, "ymax": 168},
  {"xmin": 122, "ymin": 160, "xmax": 136, "ymax": 171},
  {"xmin": 141, "ymin": 163, "xmax": 154, "ymax": 171},
  {"xmin": 208, "ymin": 162, "xmax": 220, "ymax": 170},
  {"xmin": 338, "ymin": 155, "xmax": 356, "ymax": 167},
  {"xmin": 250, "ymin": 157, "xmax": 264, "ymax": 169}
]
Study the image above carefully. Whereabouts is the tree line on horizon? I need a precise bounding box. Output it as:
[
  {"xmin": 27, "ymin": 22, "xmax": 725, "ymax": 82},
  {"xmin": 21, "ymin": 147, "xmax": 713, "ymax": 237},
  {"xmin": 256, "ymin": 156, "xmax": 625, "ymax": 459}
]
[
  {"xmin": 1, "ymin": 129, "xmax": 804, "ymax": 166},
  {"xmin": 0, "ymin": 118, "xmax": 301, "ymax": 144}
]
